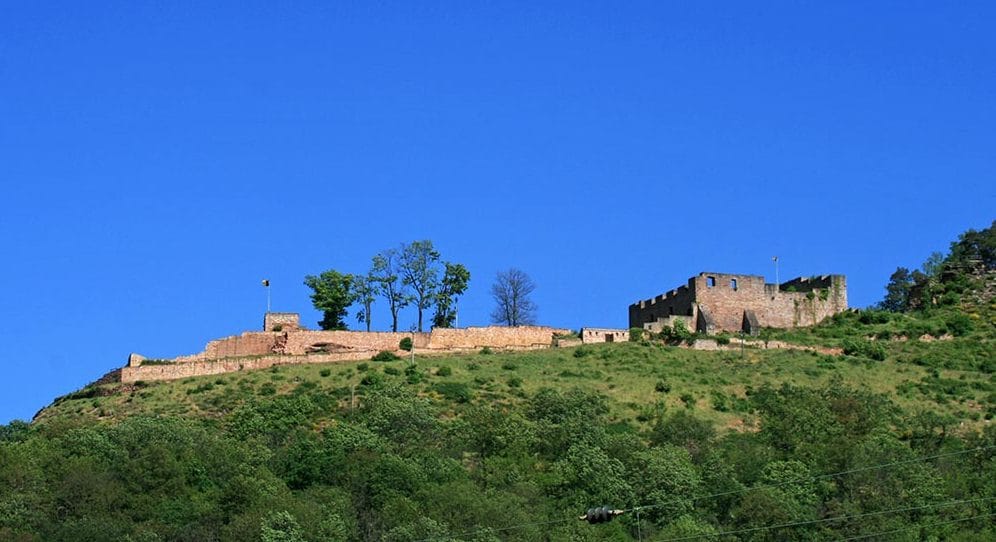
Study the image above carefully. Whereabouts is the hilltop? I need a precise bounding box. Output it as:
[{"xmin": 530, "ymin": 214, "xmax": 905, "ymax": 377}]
[{"xmin": 4, "ymin": 224, "xmax": 995, "ymax": 541}]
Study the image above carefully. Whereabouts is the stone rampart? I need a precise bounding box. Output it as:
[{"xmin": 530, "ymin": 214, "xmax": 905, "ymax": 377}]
[
  {"xmin": 282, "ymin": 330, "xmax": 430, "ymax": 355},
  {"xmin": 631, "ymin": 272, "xmax": 847, "ymax": 333},
  {"xmin": 122, "ymin": 325, "xmax": 569, "ymax": 383},
  {"xmin": 427, "ymin": 326, "xmax": 561, "ymax": 350}
]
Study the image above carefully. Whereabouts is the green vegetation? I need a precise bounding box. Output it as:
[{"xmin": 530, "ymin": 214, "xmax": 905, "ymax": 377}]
[
  {"xmin": 14, "ymin": 316, "xmax": 993, "ymax": 541},
  {"xmin": 432, "ymin": 261, "xmax": 471, "ymax": 329},
  {"xmin": 2, "ymin": 224, "xmax": 993, "ymax": 540},
  {"xmin": 303, "ymin": 269, "xmax": 356, "ymax": 330},
  {"xmin": 371, "ymin": 350, "xmax": 401, "ymax": 362}
]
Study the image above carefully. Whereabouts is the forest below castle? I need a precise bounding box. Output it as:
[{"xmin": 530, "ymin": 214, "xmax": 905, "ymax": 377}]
[{"xmin": 1, "ymin": 222, "xmax": 994, "ymax": 541}]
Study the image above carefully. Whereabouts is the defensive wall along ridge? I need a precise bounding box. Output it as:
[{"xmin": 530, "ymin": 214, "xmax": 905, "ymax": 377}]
[{"xmin": 121, "ymin": 315, "xmax": 569, "ymax": 383}]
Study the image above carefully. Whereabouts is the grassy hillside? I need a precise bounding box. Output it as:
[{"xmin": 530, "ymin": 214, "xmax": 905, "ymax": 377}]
[
  {"xmin": 7, "ymin": 306, "xmax": 992, "ymax": 541},
  {"xmin": 36, "ymin": 335, "xmax": 993, "ymax": 434},
  {"xmin": 5, "ymin": 223, "xmax": 994, "ymax": 541}
]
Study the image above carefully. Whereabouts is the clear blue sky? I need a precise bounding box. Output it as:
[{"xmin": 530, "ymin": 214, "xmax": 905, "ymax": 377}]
[{"xmin": 1, "ymin": 2, "xmax": 993, "ymax": 423}]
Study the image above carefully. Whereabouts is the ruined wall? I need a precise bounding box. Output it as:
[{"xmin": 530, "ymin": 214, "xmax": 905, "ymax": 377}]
[
  {"xmin": 581, "ymin": 328, "xmax": 630, "ymax": 343},
  {"xmin": 629, "ymin": 283, "xmax": 695, "ymax": 329},
  {"xmin": 428, "ymin": 326, "xmax": 564, "ymax": 350},
  {"xmin": 631, "ymin": 272, "xmax": 847, "ymax": 333},
  {"xmin": 264, "ymin": 312, "xmax": 301, "ymax": 332},
  {"xmin": 174, "ymin": 333, "xmax": 281, "ymax": 362},
  {"xmin": 282, "ymin": 330, "xmax": 428, "ymax": 355},
  {"xmin": 692, "ymin": 272, "xmax": 846, "ymax": 331},
  {"xmin": 642, "ymin": 315, "xmax": 695, "ymax": 333},
  {"xmin": 121, "ymin": 351, "xmax": 380, "ymax": 383},
  {"xmin": 124, "ymin": 325, "xmax": 569, "ymax": 383}
]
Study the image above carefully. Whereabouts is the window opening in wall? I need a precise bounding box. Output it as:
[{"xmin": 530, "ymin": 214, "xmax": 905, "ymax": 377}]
[
  {"xmin": 706, "ymin": 276, "xmax": 716, "ymax": 288},
  {"xmin": 668, "ymin": 307, "xmax": 674, "ymax": 315},
  {"xmin": 730, "ymin": 278, "xmax": 738, "ymax": 290}
]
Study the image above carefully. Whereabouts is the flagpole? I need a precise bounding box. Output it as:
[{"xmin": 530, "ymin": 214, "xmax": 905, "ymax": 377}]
[{"xmin": 772, "ymin": 257, "xmax": 779, "ymax": 294}]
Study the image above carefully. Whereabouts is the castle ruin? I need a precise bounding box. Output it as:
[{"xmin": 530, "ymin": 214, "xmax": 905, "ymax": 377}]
[
  {"xmin": 122, "ymin": 313, "xmax": 569, "ymax": 383},
  {"xmin": 630, "ymin": 272, "xmax": 847, "ymax": 335}
]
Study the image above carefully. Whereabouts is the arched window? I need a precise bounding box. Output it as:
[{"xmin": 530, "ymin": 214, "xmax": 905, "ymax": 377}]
[{"xmin": 730, "ymin": 278, "xmax": 738, "ymax": 290}]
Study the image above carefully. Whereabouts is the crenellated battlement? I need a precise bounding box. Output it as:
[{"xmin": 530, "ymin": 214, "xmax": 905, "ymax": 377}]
[{"xmin": 630, "ymin": 271, "xmax": 847, "ymax": 334}]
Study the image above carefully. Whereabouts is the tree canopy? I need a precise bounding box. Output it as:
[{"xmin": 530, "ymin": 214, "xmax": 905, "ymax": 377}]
[
  {"xmin": 398, "ymin": 240, "xmax": 441, "ymax": 332},
  {"xmin": 433, "ymin": 262, "xmax": 471, "ymax": 328},
  {"xmin": 303, "ymin": 270, "xmax": 356, "ymax": 330}
]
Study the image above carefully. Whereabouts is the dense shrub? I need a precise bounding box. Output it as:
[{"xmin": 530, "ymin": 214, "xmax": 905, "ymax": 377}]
[
  {"xmin": 842, "ymin": 338, "xmax": 886, "ymax": 361},
  {"xmin": 371, "ymin": 350, "xmax": 401, "ymax": 362},
  {"xmin": 431, "ymin": 382, "xmax": 472, "ymax": 403}
]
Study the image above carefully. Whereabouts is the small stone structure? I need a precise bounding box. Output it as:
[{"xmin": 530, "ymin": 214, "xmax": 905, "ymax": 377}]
[
  {"xmin": 122, "ymin": 314, "xmax": 569, "ymax": 383},
  {"xmin": 581, "ymin": 328, "xmax": 630, "ymax": 344},
  {"xmin": 263, "ymin": 312, "xmax": 301, "ymax": 332},
  {"xmin": 630, "ymin": 272, "xmax": 847, "ymax": 335}
]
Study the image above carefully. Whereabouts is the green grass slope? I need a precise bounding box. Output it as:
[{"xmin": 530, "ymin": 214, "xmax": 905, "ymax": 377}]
[{"xmin": 6, "ymin": 305, "xmax": 992, "ymax": 541}]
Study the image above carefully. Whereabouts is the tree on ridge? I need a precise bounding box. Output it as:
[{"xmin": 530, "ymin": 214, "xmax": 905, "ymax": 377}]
[
  {"xmin": 303, "ymin": 270, "xmax": 356, "ymax": 330},
  {"xmin": 399, "ymin": 240, "xmax": 441, "ymax": 332},
  {"xmin": 490, "ymin": 268, "xmax": 537, "ymax": 327},
  {"xmin": 370, "ymin": 249, "xmax": 411, "ymax": 332}
]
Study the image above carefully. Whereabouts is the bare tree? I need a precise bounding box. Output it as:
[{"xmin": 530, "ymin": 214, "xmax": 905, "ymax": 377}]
[{"xmin": 490, "ymin": 268, "xmax": 537, "ymax": 326}]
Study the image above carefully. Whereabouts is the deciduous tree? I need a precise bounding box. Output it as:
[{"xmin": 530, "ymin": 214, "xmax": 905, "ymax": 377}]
[
  {"xmin": 432, "ymin": 262, "xmax": 470, "ymax": 328},
  {"xmin": 490, "ymin": 268, "xmax": 536, "ymax": 326},
  {"xmin": 303, "ymin": 270, "xmax": 356, "ymax": 330},
  {"xmin": 371, "ymin": 249, "xmax": 411, "ymax": 332},
  {"xmin": 352, "ymin": 274, "xmax": 377, "ymax": 332},
  {"xmin": 399, "ymin": 240, "xmax": 441, "ymax": 332}
]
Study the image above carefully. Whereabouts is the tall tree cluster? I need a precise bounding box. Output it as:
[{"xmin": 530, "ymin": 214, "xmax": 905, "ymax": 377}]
[
  {"xmin": 304, "ymin": 240, "xmax": 470, "ymax": 332},
  {"xmin": 879, "ymin": 220, "xmax": 995, "ymax": 312}
]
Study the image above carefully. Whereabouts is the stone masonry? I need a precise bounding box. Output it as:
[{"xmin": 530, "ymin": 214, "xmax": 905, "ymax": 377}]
[
  {"xmin": 263, "ymin": 312, "xmax": 301, "ymax": 332},
  {"xmin": 122, "ymin": 316, "xmax": 569, "ymax": 383},
  {"xmin": 630, "ymin": 272, "xmax": 847, "ymax": 334},
  {"xmin": 580, "ymin": 328, "xmax": 630, "ymax": 343}
]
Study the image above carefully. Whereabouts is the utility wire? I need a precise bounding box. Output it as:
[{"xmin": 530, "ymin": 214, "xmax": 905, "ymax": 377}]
[
  {"xmin": 416, "ymin": 444, "xmax": 994, "ymax": 542},
  {"xmin": 839, "ymin": 511, "xmax": 996, "ymax": 541},
  {"xmin": 655, "ymin": 496, "xmax": 996, "ymax": 542}
]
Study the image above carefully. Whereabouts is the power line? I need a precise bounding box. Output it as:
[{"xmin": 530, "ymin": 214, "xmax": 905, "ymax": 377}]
[
  {"xmin": 415, "ymin": 444, "xmax": 994, "ymax": 542},
  {"xmin": 839, "ymin": 511, "xmax": 996, "ymax": 541},
  {"xmin": 655, "ymin": 496, "xmax": 996, "ymax": 542}
]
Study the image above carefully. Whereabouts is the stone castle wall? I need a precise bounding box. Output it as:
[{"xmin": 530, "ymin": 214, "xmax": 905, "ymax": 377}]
[
  {"xmin": 581, "ymin": 328, "xmax": 630, "ymax": 343},
  {"xmin": 630, "ymin": 272, "xmax": 847, "ymax": 333},
  {"xmin": 122, "ymin": 325, "xmax": 569, "ymax": 383},
  {"xmin": 263, "ymin": 312, "xmax": 301, "ymax": 332},
  {"xmin": 692, "ymin": 272, "xmax": 846, "ymax": 331}
]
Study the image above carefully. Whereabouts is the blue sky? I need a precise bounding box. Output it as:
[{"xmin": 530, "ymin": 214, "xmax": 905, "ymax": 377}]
[{"xmin": 1, "ymin": 2, "xmax": 993, "ymax": 423}]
